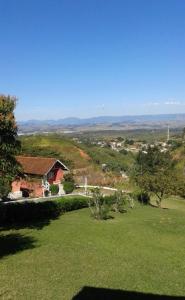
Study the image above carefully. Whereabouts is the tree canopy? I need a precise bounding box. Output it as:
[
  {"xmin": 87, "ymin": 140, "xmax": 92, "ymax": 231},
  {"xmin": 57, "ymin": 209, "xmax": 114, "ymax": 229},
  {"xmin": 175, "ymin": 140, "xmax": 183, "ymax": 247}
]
[
  {"xmin": 0, "ymin": 95, "xmax": 21, "ymax": 200},
  {"xmin": 133, "ymin": 146, "xmax": 177, "ymax": 207}
]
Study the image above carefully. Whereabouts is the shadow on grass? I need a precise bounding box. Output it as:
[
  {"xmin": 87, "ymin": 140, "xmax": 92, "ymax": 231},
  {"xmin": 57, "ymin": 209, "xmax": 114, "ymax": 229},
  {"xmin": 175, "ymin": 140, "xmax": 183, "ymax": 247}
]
[
  {"xmin": 72, "ymin": 287, "xmax": 185, "ymax": 300},
  {"xmin": 0, "ymin": 218, "xmax": 55, "ymax": 231},
  {"xmin": 0, "ymin": 233, "xmax": 36, "ymax": 259},
  {"xmin": 149, "ymin": 203, "xmax": 169, "ymax": 210}
]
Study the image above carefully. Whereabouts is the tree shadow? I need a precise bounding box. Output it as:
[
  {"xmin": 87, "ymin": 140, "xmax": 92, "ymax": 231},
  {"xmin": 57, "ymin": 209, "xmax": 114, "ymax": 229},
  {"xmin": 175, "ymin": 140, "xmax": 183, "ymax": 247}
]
[
  {"xmin": 149, "ymin": 203, "xmax": 169, "ymax": 210},
  {"xmin": 0, "ymin": 233, "xmax": 36, "ymax": 259},
  {"xmin": 72, "ymin": 287, "xmax": 185, "ymax": 300},
  {"xmin": 0, "ymin": 218, "xmax": 54, "ymax": 231}
]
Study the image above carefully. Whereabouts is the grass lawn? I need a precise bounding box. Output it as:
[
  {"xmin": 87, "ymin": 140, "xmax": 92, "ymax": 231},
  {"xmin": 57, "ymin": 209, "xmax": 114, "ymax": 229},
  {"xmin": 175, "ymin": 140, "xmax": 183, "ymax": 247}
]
[{"xmin": 0, "ymin": 199, "xmax": 185, "ymax": 299}]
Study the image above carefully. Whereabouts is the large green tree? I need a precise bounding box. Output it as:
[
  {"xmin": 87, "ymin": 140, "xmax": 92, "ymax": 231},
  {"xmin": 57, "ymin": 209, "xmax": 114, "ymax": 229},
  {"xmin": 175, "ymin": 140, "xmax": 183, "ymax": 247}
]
[
  {"xmin": 133, "ymin": 146, "xmax": 176, "ymax": 207},
  {"xmin": 0, "ymin": 95, "xmax": 21, "ymax": 200}
]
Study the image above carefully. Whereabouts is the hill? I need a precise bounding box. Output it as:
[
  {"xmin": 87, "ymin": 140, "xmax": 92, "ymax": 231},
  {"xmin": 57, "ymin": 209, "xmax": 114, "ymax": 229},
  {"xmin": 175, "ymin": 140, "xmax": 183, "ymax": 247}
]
[
  {"xmin": 19, "ymin": 134, "xmax": 134, "ymax": 187},
  {"xmin": 20, "ymin": 134, "xmax": 91, "ymax": 169}
]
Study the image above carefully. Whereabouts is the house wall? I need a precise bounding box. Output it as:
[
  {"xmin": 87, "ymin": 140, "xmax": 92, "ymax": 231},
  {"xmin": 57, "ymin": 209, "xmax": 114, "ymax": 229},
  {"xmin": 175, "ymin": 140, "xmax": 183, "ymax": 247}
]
[
  {"xmin": 12, "ymin": 179, "xmax": 21, "ymax": 192},
  {"xmin": 12, "ymin": 178, "xmax": 43, "ymax": 198},
  {"xmin": 47, "ymin": 168, "xmax": 64, "ymax": 184}
]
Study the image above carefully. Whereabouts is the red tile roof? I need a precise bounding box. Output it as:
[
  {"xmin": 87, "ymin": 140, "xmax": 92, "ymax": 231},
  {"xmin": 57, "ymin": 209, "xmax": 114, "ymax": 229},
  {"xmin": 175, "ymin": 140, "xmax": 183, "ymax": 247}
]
[{"xmin": 16, "ymin": 156, "xmax": 67, "ymax": 176}]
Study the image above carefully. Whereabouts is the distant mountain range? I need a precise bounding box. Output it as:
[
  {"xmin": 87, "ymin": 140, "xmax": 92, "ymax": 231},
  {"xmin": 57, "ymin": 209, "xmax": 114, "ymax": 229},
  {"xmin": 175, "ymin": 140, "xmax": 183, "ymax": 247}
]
[
  {"xmin": 18, "ymin": 113, "xmax": 185, "ymax": 133},
  {"xmin": 18, "ymin": 113, "xmax": 185, "ymax": 126}
]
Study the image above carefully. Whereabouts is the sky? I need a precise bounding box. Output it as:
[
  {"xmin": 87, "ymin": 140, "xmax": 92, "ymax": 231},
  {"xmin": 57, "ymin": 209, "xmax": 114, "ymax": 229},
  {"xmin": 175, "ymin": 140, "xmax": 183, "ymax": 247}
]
[{"xmin": 1, "ymin": 0, "xmax": 185, "ymax": 120}]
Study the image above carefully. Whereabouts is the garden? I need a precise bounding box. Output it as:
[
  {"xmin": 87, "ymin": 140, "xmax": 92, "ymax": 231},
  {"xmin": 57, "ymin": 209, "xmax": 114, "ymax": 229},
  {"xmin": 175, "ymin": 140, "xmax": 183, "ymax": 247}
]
[{"xmin": 0, "ymin": 195, "xmax": 185, "ymax": 299}]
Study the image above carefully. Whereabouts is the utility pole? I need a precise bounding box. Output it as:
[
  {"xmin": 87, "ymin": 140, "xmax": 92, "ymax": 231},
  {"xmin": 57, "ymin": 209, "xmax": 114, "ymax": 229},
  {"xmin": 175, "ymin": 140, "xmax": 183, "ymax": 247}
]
[
  {"xmin": 167, "ymin": 125, "xmax": 170, "ymax": 142},
  {"xmin": 84, "ymin": 176, "xmax": 87, "ymax": 195}
]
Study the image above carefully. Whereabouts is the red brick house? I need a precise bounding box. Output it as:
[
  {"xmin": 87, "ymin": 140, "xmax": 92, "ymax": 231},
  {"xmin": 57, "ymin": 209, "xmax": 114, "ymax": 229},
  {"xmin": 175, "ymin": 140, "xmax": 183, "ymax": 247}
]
[{"xmin": 11, "ymin": 156, "xmax": 69, "ymax": 199}]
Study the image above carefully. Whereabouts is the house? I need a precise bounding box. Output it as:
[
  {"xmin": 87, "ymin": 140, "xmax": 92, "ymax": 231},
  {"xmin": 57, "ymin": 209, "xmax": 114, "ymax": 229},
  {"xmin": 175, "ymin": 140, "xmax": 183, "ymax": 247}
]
[{"xmin": 11, "ymin": 156, "xmax": 69, "ymax": 199}]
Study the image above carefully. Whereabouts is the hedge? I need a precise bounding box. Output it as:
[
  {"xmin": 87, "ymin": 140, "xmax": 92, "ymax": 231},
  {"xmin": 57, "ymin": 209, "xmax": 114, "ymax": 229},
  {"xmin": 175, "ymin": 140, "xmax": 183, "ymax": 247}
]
[{"xmin": 0, "ymin": 196, "xmax": 88, "ymax": 225}]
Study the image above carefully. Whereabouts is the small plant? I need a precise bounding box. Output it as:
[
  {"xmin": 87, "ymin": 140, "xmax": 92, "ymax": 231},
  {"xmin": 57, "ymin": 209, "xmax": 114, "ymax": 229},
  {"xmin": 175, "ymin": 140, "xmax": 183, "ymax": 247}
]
[
  {"xmin": 50, "ymin": 184, "xmax": 59, "ymax": 195},
  {"xmin": 112, "ymin": 190, "xmax": 127, "ymax": 213},
  {"xmin": 111, "ymin": 191, "xmax": 134, "ymax": 213},
  {"xmin": 87, "ymin": 188, "xmax": 112, "ymax": 220}
]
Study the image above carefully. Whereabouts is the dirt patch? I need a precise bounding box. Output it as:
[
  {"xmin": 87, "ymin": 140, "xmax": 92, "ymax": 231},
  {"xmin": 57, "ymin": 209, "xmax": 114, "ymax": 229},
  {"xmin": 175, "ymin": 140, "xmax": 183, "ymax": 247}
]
[{"xmin": 78, "ymin": 148, "xmax": 91, "ymax": 160}]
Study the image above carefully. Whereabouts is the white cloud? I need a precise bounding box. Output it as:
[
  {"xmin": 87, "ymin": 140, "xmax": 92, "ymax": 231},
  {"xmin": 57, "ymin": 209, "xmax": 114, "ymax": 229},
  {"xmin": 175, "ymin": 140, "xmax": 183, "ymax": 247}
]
[{"xmin": 164, "ymin": 100, "xmax": 181, "ymax": 105}]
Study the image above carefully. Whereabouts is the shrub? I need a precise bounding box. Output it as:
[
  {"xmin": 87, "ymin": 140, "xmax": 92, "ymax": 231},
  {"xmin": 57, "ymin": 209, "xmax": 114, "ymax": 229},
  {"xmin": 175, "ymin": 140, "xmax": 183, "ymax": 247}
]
[
  {"xmin": 0, "ymin": 196, "xmax": 88, "ymax": 225},
  {"xmin": 111, "ymin": 191, "xmax": 127, "ymax": 213},
  {"xmin": 87, "ymin": 188, "xmax": 112, "ymax": 220},
  {"xmin": 104, "ymin": 192, "xmax": 134, "ymax": 212},
  {"xmin": 56, "ymin": 196, "xmax": 88, "ymax": 212},
  {"xmin": 133, "ymin": 191, "xmax": 150, "ymax": 205},
  {"xmin": 0, "ymin": 201, "xmax": 61, "ymax": 225},
  {"xmin": 63, "ymin": 181, "xmax": 75, "ymax": 194},
  {"xmin": 50, "ymin": 184, "xmax": 59, "ymax": 195}
]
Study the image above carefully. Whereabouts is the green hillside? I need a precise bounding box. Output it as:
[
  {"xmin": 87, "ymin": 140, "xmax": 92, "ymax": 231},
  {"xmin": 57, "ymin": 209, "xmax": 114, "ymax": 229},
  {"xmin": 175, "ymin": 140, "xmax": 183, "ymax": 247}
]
[
  {"xmin": 19, "ymin": 134, "xmax": 134, "ymax": 187},
  {"xmin": 20, "ymin": 134, "xmax": 91, "ymax": 169}
]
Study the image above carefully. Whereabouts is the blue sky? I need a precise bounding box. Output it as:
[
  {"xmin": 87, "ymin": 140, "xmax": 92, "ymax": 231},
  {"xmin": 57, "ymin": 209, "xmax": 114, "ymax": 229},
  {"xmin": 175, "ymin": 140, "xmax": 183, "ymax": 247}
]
[{"xmin": 1, "ymin": 0, "xmax": 185, "ymax": 120}]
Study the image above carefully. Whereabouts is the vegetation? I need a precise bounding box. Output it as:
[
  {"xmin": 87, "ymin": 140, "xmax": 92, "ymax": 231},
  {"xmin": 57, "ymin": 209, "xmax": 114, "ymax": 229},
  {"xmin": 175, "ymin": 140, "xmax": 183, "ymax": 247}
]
[
  {"xmin": 19, "ymin": 134, "xmax": 124, "ymax": 186},
  {"xmin": 0, "ymin": 199, "xmax": 185, "ymax": 299},
  {"xmin": 63, "ymin": 182, "xmax": 75, "ymax": 194},
  {"xmin": 87, "ymin": 189, "xmax": 134, "ymax": 220},
  {"xmin": 0, "ymin": 196, "xmax": 88, "ymax": 225},
  {"xmin": 20, "ymin": 143, "xmax": 74, "ymax": 168},
  {"xmin": 63, "ymin": 173, "xmax": 75, "ymax": 194},
  {"xmin": 133, "ymin": 146, "xmax": 179, "ymax": 207},
  {"xmin": 87, "ymin": 188, "xmax": 111, "ymax": 220},
  {"xmin": 49, "ymin": 184, "xmax": 59, "ymax": 195},
  {"xmin": 20, "ymin": 134, "xmax": 89, "ymax": 169},
  {"xmin": 81, "ymin": 143, "xmax": 135, "ymax": 173},
  {"xmin": 134, "ymin": 191, "xmax": 150, "ymax": 205},
  {"xmin": 111, "ymin": 190, "xmax": 134, "ymax": 212},
  {"xmin": 0, "ymin": 95, "xmax": 21, "ymax": 200}
]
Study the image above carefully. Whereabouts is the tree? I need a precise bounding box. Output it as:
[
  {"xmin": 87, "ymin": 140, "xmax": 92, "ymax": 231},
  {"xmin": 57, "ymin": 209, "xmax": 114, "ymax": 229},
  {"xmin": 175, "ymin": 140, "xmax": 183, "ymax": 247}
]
[
  {"xmin": 133, "ymin": 146, "xmax": 176, "ymax": 207},
  {"xmin": 0, "ymin": 95, "xmax": 21, "ymax": 200}
]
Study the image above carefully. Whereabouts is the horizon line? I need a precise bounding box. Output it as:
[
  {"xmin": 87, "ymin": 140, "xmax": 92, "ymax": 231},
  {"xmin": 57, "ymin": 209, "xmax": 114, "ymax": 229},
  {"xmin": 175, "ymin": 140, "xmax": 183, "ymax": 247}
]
[{"xmin": 17, "ymin": 112, "xmax": 185, "ymax": 122}]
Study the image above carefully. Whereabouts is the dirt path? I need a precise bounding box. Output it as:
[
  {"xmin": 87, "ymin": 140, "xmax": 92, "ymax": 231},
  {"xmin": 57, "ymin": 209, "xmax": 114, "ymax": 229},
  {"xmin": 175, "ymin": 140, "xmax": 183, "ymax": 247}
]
[{"xmin": 78, "ymin": 148, "xmax": 91, "ymax": 160}]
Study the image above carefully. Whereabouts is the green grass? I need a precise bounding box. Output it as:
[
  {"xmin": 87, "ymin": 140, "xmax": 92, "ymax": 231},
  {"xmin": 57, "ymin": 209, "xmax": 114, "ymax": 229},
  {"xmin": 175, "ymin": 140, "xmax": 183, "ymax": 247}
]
[{"xmin": 1, "ymin": 199, "xmax": 185, "ymax": 299}]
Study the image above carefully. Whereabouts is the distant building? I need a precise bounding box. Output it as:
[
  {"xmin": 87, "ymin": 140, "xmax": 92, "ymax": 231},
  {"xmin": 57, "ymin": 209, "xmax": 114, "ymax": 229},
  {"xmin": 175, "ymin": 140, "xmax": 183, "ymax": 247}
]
[{"xmin": 11, "ymin": 156, "xmax": 69, "ymax": 199}]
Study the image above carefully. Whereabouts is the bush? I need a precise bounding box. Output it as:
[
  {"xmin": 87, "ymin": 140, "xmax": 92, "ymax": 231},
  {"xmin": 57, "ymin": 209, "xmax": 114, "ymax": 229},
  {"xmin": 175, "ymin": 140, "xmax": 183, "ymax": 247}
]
[
  {"xmin": 0, "ymin": 196, "xmax": 88, "ymax": 225},
  {"xmin": 50, "ymin": 184, "xmax": 59, "ymax": 195},
  {"xmin": 63, "ymin": 181, "xmax": 75, "ymax": 194},
  {"xmin": 133, "ymin": 191, "xmax": 150, "ymax": 205},
  {"xmin": 0, "ymin": 201, "xmax": 61, "ymax": 225},
  {"xmin": 87, "ymin": 188, "xmax": 112, "ymax": 220},
  {"xmin": 56, "ymin": 196, "xmax": 88, "ymax": 212},
  {"xmin": 104, "ymin": 192, "xmax": 134, "ymax": 212}
]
